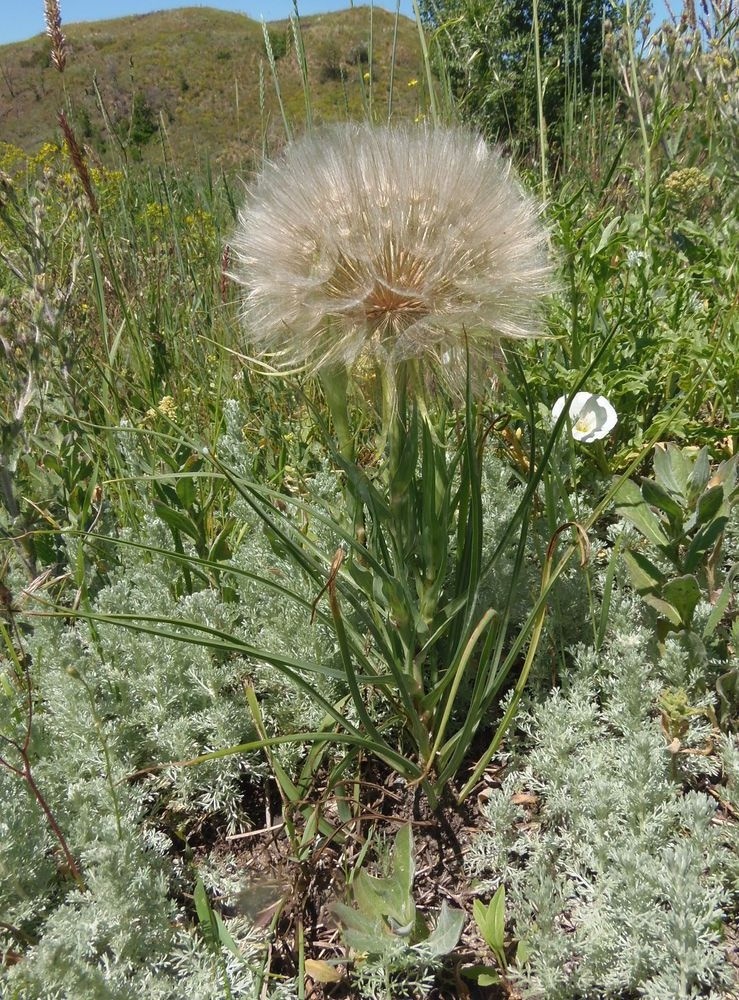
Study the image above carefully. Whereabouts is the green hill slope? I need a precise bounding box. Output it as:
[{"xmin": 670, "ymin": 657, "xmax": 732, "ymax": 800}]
[{"xmin": 0, "ymin": 5, "xmax": 424, "ymax": 170}]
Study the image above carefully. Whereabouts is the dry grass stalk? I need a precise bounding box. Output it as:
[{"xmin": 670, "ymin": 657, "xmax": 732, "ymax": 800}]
[
  {"xmin": 44, "ymin": 0, "xmax": 67, "ymax": 73},
  {"xmin": 57, "ymin": 111, "xmax": 98, "ymax": 215}
]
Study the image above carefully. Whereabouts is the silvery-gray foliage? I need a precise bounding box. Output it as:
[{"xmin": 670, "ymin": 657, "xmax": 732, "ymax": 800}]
[
  {"xmin": 0, "ymin": 420, "xmax": 346, "ymax": 994},
  {"xmin": 466, "ymin": 594, "xmax": 737, "ymax": 999}
]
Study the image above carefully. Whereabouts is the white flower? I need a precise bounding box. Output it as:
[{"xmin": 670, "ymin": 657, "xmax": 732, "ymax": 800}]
[{"xmin": 552, "ymin": 391, "xmax": 618, "ymax": 442}]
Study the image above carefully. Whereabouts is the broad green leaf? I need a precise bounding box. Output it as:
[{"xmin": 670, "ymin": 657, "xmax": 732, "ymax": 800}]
[
  {"xmin": 684, "ymin": 516, "xmax": 728, "ymax": 572},
  {"xmin": 352, "ymin": 871, "xmax": 396, "ymax": 923},
  {"xmin": 642, "ymin": 593, "xmax": 682, "ymax": 626},
  {"xmin": 330, "ymin": 900, "xmax": 379, "ymax": 938},
  {"xmin": 516, "ymin": 938, "xmax": 533, "ymax": 966},
  {"xmin": 716, "ymin": 666, "xmax": 739, "ymax": 726},
  {"xmin": 703, "ymin": 565, "xmax": 737, "ymax": 639},
  {"xmin": 462, "ymin": 966, "xmax": 501, "ymax": 987},
  {"xmin": 654, "ymin": 443, "xmax": 690, "ymax": 499},
  {"xmin": 468, "ymin": 965, "xmax": 501, "ymax": 986},
  {"xmin": 690, "ymin": 484, "xmax": 725, "ymax": 530},
  {"xmin": 208, "ymin": 518, "xmax": 235, "ymax": 562},
  {"xmin": 716, "ymin": 453, "xmax": 739, "ymax": 491},
  {"xmin": 662, "ymin": 575, "xmax": 701, "ymax": 628},
  {"xmin": 304, "ymin": 959, "xmax": 344, "ymax": 984},
  {"xmin": 615, "ymin": 479, "xmax": 669, "ymax": 548},
  {"xmin": 330, "ymin": 902, "xmax": 387, "ymax": 955},
  {"xmin": 175, "ymin": 473, "xmax": 197, "ymax": 511},
  {"xmin": 622, "ymin": 549, "xmax": 665, "ymax": 594},
  {"xmin": 687, "ymin": 446, "xmax": 711, "ymax": 502},
  {"xmin": 640, "ymin": 477, "xmax": 684, "ymax": 526},
  {"xmin": 424, "ymin": 900, "xmax": 465, "ymax": 957}
]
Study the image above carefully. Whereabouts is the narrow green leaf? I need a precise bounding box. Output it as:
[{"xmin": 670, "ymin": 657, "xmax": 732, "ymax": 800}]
[
  {"xmin": 194, "ymin": 877, "xmax": 213, "ymax": 939},
  {"xmin": 212, "ymin": 911, "xmax": 243, "ymax": 961},
  {"xmin": 393, "ymin": 823, "xmax": 415, "ymax": 901},
  {"xmin": 473, "ymin": 885, "xmax": 505, "ymax": 956}
]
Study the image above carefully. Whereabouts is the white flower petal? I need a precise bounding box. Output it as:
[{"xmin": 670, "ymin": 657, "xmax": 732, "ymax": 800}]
[{"xmin": 552, "ymin": 391, "xmax": 618, "ymax": 442}]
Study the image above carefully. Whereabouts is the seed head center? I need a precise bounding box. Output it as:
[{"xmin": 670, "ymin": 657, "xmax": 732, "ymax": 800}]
[{"xmin": 365, "ymin": 283, "xmax": 428, "ymax": 327}]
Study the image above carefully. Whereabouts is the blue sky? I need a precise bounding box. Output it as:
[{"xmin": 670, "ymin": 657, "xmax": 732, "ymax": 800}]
[{"xmin": 0, "ymin": 0, "xmax": 675, "ymax": 47}]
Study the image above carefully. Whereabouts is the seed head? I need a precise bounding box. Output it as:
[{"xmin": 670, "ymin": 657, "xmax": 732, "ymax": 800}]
[
  {"xmin": 44, "ymin": 0, "xmax": 67, "ymax": 73},
  {"xmin": 231, "ymin": 125, "xmax": 552, "ymax": 379}
]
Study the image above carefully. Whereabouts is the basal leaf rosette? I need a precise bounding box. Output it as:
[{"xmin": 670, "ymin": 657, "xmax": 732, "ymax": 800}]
[{"xmin": 231, "ymin": 124, "xmax": 552, "ymax": 382}]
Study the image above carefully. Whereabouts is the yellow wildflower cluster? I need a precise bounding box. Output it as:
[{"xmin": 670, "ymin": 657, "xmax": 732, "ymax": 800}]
[
  {"xmin": 90, "ymin": 167, "xmax": 124, "ymax": 206},
  {"xmin": 140, "ymin": 201, "xmax": 170, "ymax": 235},
  {"xmin": 30, "ymin": 142, "xmax": 63, "ymax": 173},
  {"xmin": 184, "ymin": 208, "xmax": 216, "ymax": 244},
  {"xmin": 0, "ymin": 143, "xmax": 27, "ymax": 177}
]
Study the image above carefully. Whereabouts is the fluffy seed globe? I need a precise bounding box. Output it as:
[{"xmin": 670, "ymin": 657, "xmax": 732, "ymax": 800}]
[{"xmin": 231, "ymin": 125, "xmax": 552, "ymax": 376}]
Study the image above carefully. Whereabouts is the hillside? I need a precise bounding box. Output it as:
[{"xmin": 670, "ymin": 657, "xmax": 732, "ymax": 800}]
[{"xmin": 0, "ymin": 5, "xmax": 424, "ymax": 170}]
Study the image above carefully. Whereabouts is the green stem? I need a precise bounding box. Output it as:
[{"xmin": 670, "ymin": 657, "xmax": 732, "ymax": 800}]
[
  {"xmin": 319, "ymin": 367, "xmax": 353, "ymax": 464},
  {"xmin": 624, "ymin": 0, "xmax": 651, "ymax": 215}
]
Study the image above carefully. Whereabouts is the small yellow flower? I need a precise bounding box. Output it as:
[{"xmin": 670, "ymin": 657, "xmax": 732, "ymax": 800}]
[{"xmin": 408, "ymin": 78, "xmax": 418, "ymax": 88}]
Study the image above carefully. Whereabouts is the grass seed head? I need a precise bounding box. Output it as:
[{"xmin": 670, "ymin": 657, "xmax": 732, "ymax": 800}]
[
  {"xmin": 231, "ymin": 124, "xmax": 552, "ymax": 380},
  {"xmin": 44, "ymin": 0, "xmax": 67, "ymax": 73}
]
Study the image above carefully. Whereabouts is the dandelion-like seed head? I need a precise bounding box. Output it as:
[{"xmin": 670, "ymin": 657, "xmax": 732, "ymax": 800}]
[{"xmin": 231, "ymin": 124, "xmax": 552, "ymax": 381}]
